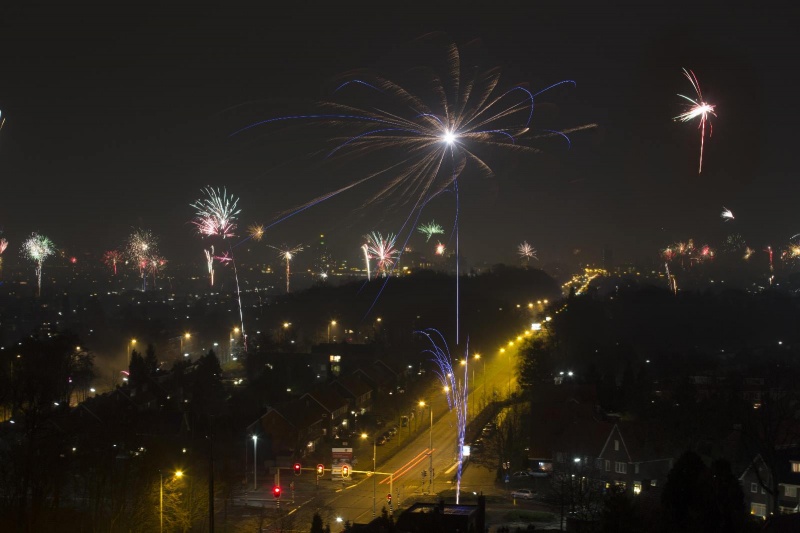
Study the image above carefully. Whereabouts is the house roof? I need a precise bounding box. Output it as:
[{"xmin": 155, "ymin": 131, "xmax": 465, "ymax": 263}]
[
  {"xmin": 554, "ymin": 418, "xmax": 614, "ymax": 458},
  {"xmin": 274, "ymin": 399, "xmax": 326, "ymax": 431},
  {"xmin": 361, "ymin": 363, "xmax": 396, "ymax": 387},
  {"xmin": 334, "ymin": 374, "xmax": 373, "ymax": 399},
  {"xmin": 303, "ymin": 387, "xmax": 348, "ymax": 414}
]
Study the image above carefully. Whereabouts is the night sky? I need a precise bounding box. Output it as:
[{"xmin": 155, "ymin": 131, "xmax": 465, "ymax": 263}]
[{"xmin": 1, "ymin": 2, "xmax": 797, "ymax": 267}]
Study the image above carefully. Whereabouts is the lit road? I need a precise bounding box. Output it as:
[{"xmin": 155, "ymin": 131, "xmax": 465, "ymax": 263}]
[{"xmin": 234, "ymin": 334, "xmax": 529, "ymax": 530}]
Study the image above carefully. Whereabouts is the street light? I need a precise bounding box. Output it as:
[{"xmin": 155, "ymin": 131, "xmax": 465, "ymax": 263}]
[
  {"xmin": 419, "ymin": 400, "xmax": 434, "ymax": 493},
  {"xmin": 252, "ymin": 435, "xmax": 258, "ymax": 490},
  {"xmin": 361, "ymin": 432, "xmax": 377, "ymax": 517},
  {"xmin": 180, "ymin": 332, "xmax": 191, "ymax": 358},
  {"xmin": 328, "ymin": 320, "xmax": 337, "ymax": 343},
  {"xmin": 160, "ymin": 470, "xmax": 184, "ymax": 533}
]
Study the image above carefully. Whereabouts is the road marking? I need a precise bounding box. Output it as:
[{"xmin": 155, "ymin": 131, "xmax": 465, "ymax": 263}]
[
  {"xmin": 444, "ymin": 462, "xmax": 459, "ymax": 475},
  {"xmin": 379, "ymin": 448, "xmax": 433, "ymax": 484}
]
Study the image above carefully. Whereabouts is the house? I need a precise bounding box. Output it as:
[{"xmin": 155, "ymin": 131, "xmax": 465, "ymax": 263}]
[
  {"xmin": 552, "ymin": 421, "xmax": 674, "ymax": 496},
  {"xmin": 301, "ymin": 386, "xmax": 349, "ymax": 437},
  {"xmin": 739, "ymin": 447, "xmax": 800, "ymax": 518},
  {"xmin": 332, "ymin": 374, "xmax": 373, "ymax": 413},
  {"xmin": 249, "ymin": 399, "xmax": 326, "ymax": 457}
]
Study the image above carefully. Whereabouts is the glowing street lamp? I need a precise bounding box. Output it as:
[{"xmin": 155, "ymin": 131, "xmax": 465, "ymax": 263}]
[
  {"xmin": 252, "ymin": 435, "xmax": 258, "ymax": 490},
  {"xmin": 328, "ymin": 320, "xmax": 337, "ymax": 343}
]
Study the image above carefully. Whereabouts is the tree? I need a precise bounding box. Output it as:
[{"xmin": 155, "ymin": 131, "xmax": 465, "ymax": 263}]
[
  {"xmin": 518, "ymin": 336, "xmax": 555, "ymax": 389},
  {"xmin": 144, "ymin": 343, "xmax": 159, "ymax": 374},
  {"xmin": 661, "ymin": 451, "xmax": 746, "ymax": 532},
  {"xmin": 311, "ymin": 512, "xmax": 325, "ymax": 533},
  {"xmin": 128, "ymin": 349, "xmax": 147, "ymax": 388}
]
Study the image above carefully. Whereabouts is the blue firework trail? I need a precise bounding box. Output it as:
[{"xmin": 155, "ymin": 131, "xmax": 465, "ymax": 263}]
[{"xmin": 418, "ymin": 328, "xmax": 470, "ymax": 504}]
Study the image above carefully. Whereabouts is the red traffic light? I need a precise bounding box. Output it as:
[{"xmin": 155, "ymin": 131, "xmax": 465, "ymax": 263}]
[
  {"xmin": 293, "ymin": 462, "xmax": 302, "ymax": 476},
  {"xmin": 316, "ymin": 464, "xmax": 325, "ymax": 476},
  {"xmin": 341, "ymin": 465, "xmax": 350, "ymax": 478},
  {"xmin": 272, "ymin": 485, "xmax": 281, "ymax": 499},
  {"xmin": 387, "ymin": 493, "xmax": 392, "ymax": 502}
]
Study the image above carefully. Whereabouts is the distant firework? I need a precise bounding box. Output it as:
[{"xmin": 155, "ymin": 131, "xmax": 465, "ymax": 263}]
[
  {"xmin": 22, "ymin": 233, "xmax": 55, "ymax": 296},
  {"xmin": 417, "ymin": 221, "xmax": 444, "ymax": 242},
  {"xmin": 365, "ymin": 232, "xmax": 399, "ymax": 276},
  {"xmin": 723, "ymin": 234, "xmax": 746, "ymax": 253},
  {"xmin": 743, "ymin": 247, "xmax": 755, "ymax": 260},
  {"xmin": 248, "ymin": 224, "xmax": 265, "ymax": 242},
  {"xmin": 518, "ymin": 241, "xmax": 537, "ymax": 264},
  {"xmin": 721, "ymin": 207, "xmax": 734, "ymax": 222},
  {"xmin": 205, "ymin": 247, "xmax": 215, "ymax": 286},
  {"xmin": 191, "ymin": 186, "xmax": 241, "ymax": 238},
  {"xmin": 269, "ymin": 244, "xmax": 304, "ymax": 293},
  {"xmin": 127, "ymin": 229, "xmax": 158, "ymax": 291},
  {"xmin": 0, "ymin": 238, "xmax": 7, "ymax": 255},
  {"xmin": 361, "ymin": 243, "xmax": 371, "ymax": 281},
  {"xmin": 103, "ymin": 250, "xmax": 121, "ymax": 275},
  {"xmin": 435, "ymin": 242, "xmax": 446, "ymax": 256},
  {"xmin": 675, "ymin": 68, "xmax": 716, "ymax": 173}
]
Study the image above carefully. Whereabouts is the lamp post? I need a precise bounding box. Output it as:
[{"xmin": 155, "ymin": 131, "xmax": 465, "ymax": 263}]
[
  {"xmin": 128, "ymin": 338, "xmax": 137, "ymax": 363},
  {"xmin": 361, "ymin": 433, "xmax": 377, "ymax": 517},
  {"xmin": 180, "ymin": 332, "xmax": 191, "ymax": 358},
  {"xmin": 252, "ymin": 435, "xmax": 258, "ymax": 490},
  {"xmin": 419, "ymin": 400, "xmax": 434, "ymax": 493},
  {"xmin": 328, "ymin": 320, "xmax": 337, "ymax": 343}
]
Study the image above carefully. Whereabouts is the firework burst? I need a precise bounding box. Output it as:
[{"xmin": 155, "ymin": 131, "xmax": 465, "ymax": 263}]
[
  {"xmin": 269, "ymin": 244, "xmax": 304, "ymax": 293},
  {"xmin": 365, "ymin": 232, "xmax": 399, "ymax": 277},
  {"xmin": 675, "ymin": 68, "xmax": 716, "ymax": 173},
  {"xmin": 417, "ymin": 221, "xmax": 444, "ymax": 242},
  {"xmin": 248, "ymin": 224, "xmax": 265, "ymax": 242},
  {"xmin": 721, "ymin": 207, "xmax": 734, "ymax": 222},
  {"xmin": 518, "ymin": 241, "xmax": 537, "ymax": 264},
  {"xmin": 103, "ymin": 250, "xmax": 122, "ymax": 275},
  {"xmin": 0, "ymin": 238, "xmax": 7, "ymax": 255},
  {"xmin": 191, "ymin": 186, "xmax": 241, "ymax": 238},
  {"xmin": 127, "ymin": 229, "xmax": 158, "ymax": 291},
  {"xmin": 233, "ymin": 39, "xmax": 588, "ymax": 219},
  {"xmin": 22, "ymin": 233, "xmax": 55, "ymax": 296}
]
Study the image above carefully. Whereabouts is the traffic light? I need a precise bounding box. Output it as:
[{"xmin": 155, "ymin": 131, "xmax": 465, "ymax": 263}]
[
  {"xmin": 272, "ymin": 485, "xmax": 281, "ymax": 499},
  {"xmin": 293, "ymin": 462, "xmax": 302, "ymax": 476},
  {"xmin": 316, "ymin": 464, "xmax": 324, "ymax": 476},
  {"xmin": 341, "ymin": 464, "xmax": 350, "ymax": 478},
  {"xmin": 387, "ymin": 493, "xmax": 392, "ymax": 504}
]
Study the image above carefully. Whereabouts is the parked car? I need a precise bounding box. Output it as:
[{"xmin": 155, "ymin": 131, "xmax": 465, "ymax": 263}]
[
  {"xmin": 511, "ymin": 489, "xmax": 535, "ymax": 500},
  {"xmin": 512, "ymin": 471, "xmax": 531, "ymax": 478},
  {"xmin": 387, "ymin": 426, "xmax": 398, "ymax": 436},
  {"xmin": 376, "ymin": 436, "xmax": 388, "ymax": 446}
]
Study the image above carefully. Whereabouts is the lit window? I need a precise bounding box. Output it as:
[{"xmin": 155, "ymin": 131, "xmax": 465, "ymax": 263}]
[
  {"xmin": 650, "ymin": 479, "xmax": 657, "ymax": 487},
  {"xmin": 633, "ymin": 482, "xmax": 642, "ymax": 495},
  {"xmin": 751, "ymin": 503, "xmax": 767, "ymax": 518},
  {"xmin": 786, "ymin": 486, "xmax": 797, "ymax": 498},
  {"xmin": 792, "ymin": 462, "xmax": 800, "ymax": 473},
  {"xmin": 615, "ymin": 462, "xmax": 627, "ymax": 474}
]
